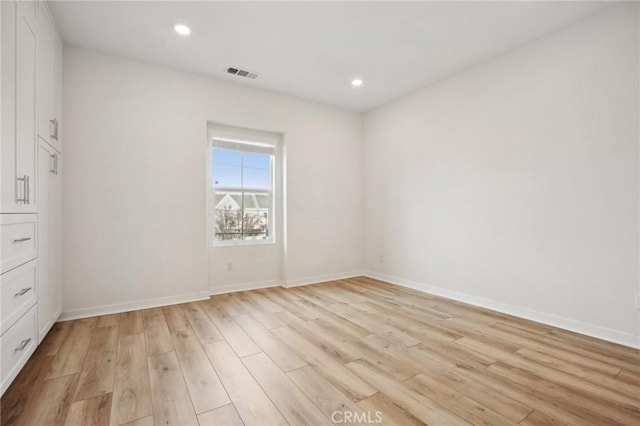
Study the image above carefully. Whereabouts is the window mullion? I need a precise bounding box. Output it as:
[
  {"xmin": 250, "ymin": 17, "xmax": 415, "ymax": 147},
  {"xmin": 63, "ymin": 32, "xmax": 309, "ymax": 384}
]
[{"xmin": 240, "ymin": 154, "xmax": 244, "ymax": 240}]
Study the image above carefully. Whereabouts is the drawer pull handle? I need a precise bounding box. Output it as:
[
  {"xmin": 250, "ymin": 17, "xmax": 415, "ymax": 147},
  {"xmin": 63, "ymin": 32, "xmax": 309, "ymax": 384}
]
[
  {"xmin": 12, "ymin": 237, "xmax": 32, "ymax": 243},
  {"xmin": 14, "ymin": 287, "xmax": 32, "ymax": 297},
  {"xmin": 14, "ymin": 338, "xmax": 31, "ymax": 352}
]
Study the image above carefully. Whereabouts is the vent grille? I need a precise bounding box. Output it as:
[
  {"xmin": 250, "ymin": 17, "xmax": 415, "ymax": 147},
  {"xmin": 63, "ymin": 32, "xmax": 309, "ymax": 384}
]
[{"xmin": 226, "ymin": 67, "xmax": 258, "ymax": 79}]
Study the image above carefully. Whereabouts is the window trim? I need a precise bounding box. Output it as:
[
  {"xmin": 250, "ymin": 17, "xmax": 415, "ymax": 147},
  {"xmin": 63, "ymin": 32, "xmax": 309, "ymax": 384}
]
[{"xmin": 209, "ymin": 137, "xmax": 277, "ymax": 247}]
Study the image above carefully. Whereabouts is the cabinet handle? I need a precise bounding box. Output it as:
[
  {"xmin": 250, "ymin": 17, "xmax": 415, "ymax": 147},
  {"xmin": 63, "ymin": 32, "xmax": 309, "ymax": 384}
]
[
  {"xmin": 14, "ymin": 287, "xmax": 32, "ymax": 297},
  {"xmin": 50, "ymin": 118, "xmax": 58, "ymax": 140},
  {"xmin": 14, "ymin": 338, "xmax": 31, "ymax": 352},
  {"xmin": 26, "ymin": 175, "xmax": 30, "ymax": 204},
  {"xmin": 12, "ymin": 237, "xmax": 31, "ymax": 243},
  {"xmin": 16, "ymin": 175, "xmax": 27, "ymax": 203},
  {"xmin": 50, "ymin": 154, "xmax": 59, "ymax": 175}
]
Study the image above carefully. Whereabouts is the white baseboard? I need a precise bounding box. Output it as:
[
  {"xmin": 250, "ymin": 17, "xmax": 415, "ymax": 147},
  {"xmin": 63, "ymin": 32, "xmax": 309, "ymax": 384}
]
[
  {"xmin": 208, "ymin": 271, "xmax": 365, "ymax": 294},
  {"xmin": 209, "ymin": 279, "xmax": 282, "ymax": 295},
  {"xmin": 366, "ymin": 271, "xmax": 639, "ymax": 349},
  {"xmin": 59, "ymin": 291, "xmax": 211, "ymax": 321},
  {"xmin": 58, "ymin": 271, "xmax": 365, "ymax": 321},
  {"xmin": 283, "ymin": 271, "xmax": 365, "ymax": 288}
]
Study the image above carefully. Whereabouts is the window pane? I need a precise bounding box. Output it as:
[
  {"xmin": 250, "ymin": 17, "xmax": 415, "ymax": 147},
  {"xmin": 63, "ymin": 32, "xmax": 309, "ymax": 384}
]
[
  {"xmin": 241, "ymin": 192, "xmax": 271, "ymax": 240},
  {"xmin": 211, "ymin": 143, "xmax": 274, "ymax": 244},
  {"xmin": 214, "ymin": 191, "xmax": 243, "ymax": 240},
  {"xmin": 242, "ymin": 152, "xmax": 271, "ymax": 190},
  {"xmin": 213, "ymin": 149, "xmax": 242, "ymax": 188}
]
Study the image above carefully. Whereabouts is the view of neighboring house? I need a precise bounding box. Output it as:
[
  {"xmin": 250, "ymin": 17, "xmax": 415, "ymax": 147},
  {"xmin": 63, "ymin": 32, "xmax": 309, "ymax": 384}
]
[{"xmin": 214, "ymin": 192, "xmax": 270, "ymax": 240}]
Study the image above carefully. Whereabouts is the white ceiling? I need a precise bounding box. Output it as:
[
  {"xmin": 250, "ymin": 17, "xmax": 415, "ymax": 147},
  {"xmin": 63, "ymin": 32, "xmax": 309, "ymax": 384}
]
[{"xmin": 51, "ymin": 1, "xmax": 611, "ymax": 112}]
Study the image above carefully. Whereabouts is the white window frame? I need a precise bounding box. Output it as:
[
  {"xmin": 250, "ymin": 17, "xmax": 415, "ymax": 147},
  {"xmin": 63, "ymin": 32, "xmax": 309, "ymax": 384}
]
[{"xmin": 208, "ymin": 124, "xmax": 279, "ymax": 247}]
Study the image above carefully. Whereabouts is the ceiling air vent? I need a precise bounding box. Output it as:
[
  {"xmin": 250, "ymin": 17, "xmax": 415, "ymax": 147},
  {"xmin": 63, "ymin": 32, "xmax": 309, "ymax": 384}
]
[{"xmin": 226, "ymin": 67, "xmax": 258, "ymax": 79}]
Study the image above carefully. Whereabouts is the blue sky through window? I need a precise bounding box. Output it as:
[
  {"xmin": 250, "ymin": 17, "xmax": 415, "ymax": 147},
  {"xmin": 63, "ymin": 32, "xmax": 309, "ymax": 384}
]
[{"xmin": 213, "ymin": 148, "xmax": 271, "ymax": 189}]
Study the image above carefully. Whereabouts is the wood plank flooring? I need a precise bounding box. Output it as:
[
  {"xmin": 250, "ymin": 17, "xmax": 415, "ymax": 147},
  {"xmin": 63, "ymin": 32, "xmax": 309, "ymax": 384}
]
[{"xmin": 1, "ymin": 277, "xmax": 638, "ymax": 425}]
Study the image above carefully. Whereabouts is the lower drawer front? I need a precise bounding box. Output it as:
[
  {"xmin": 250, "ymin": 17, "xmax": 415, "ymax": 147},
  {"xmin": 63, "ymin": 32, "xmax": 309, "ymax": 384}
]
[
  {"xmin": 1, "ymin": 305, "xmax": 37, "ymax": 394},
  {"xmin": 1, "ymin": 260, "xmax": 37, "ymax": 334},
  {"xmin": 1, "ymin": 214, "xmax": 38, "ymax": 274}
]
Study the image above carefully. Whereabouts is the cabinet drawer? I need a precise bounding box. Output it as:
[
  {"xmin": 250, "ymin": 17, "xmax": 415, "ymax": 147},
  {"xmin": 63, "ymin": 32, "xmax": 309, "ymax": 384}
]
[
  {"xmin": 1, "ymin": 214, "xmax": 37, "ymax": 274},
  {"xmin": 1, "ymin": 305, "xmax": 37, "ymax": 395},
  {"xmin": 1, "ymin": 260, "xmax": 37, "ymax": 334}
]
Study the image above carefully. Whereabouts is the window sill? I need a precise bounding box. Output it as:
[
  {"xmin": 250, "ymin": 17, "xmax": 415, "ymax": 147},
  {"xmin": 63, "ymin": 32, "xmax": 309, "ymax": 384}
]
[{"xmin": 212, "ymin": 239, "xmax": 275, "ymax": 248}]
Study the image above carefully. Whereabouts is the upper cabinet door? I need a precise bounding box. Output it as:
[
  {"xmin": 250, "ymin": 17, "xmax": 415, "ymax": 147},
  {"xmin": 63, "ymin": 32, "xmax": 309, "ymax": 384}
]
[
  {"xmin": 35, "ymin": 2, "xmax": 61, "ymax": 152},
  {"xmin": 16, "ymin": 2, "xmax": 38, "ymax": 212},
  {"xmin": 49, "ymin": 24, "xmax": 62, "ymax": 152},
  {"xmin": 36, "ymin": 3, "xmax": 51, "ymax": 145},
  {"xmin": 2, "ymin": 1, "xmax": 19, "ymax": 212},
  {"xmin": 2, "ymin": 1, "xmax": 39, "ymax": 213}
]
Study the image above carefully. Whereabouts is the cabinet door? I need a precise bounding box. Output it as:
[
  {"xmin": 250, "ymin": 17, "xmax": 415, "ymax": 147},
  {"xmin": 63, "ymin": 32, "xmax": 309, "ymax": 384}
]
[
  {"xmin": 1, "ymin": 0, "xmax": 18, "ymax": 213},
  {"xmin": 49, "ymin": 151, "xmax": 62, "ymax": 330},
  {"xmin": 14, "ymin": 2, "xmax": 37, "ymax": 212},
  {"xmin": 48, "ymin": 25, "xmax": 62, "ymax": 151},
  {"xmin": 37, "ymin": 141, "xmax": 58, "ymax": 340},
  {"xmin": 16, "ymin": 2, "xmax": 38, "ymax": 211},
  {"xmin": 36, "ymin": 3, "xmax": 50, "ymax": 145}
]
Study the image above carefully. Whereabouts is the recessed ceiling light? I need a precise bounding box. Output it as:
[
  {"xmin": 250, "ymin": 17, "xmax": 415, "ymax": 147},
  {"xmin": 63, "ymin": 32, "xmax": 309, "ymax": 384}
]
[
  {"xmin": 351, "ymin": 78, "xmax": 363, "ymax": 87},
  {"xmin": 174, "ymin": 24, "xmax": 191, "ymax": 36}
]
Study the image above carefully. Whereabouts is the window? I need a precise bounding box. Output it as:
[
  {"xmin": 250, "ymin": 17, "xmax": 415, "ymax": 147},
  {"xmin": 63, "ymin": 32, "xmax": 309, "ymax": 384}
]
[{"xmin": 210, "ymin": 132, "xmax": 276, "ymax": 244}]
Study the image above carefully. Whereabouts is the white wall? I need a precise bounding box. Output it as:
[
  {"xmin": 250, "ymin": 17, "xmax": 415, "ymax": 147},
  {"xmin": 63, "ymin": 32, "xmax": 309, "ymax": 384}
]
[
  {"xmin": 62, "ymin": 47, "xmax": 363, "ymax": 316},
  {"xmin": 363, "ymin": 4, "xmax": 639, "ymax": 347},
  {"xmin": 62, "ymin": 4, "xmax": 639, "ymax": 348}
]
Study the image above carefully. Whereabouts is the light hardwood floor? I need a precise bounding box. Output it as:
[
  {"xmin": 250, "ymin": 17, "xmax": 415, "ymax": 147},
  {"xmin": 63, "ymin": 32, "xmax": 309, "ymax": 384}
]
[{"xmin": 1, "ymin": 277, "xmax": 638, "ymax": 425}]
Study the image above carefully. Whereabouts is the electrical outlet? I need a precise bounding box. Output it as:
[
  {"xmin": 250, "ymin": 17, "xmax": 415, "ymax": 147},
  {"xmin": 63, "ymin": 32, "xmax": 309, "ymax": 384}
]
[
  {"xmin": 636, "ymin": 293, "xmax": 640, "ymax": 310},
  {"xmin": 226, "ymin": 261, "xmax": 233, "ymax": 272}
]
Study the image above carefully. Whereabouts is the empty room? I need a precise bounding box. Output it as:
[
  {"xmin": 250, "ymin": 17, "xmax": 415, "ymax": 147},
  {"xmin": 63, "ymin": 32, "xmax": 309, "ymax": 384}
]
[{"xmin": 0, "ymin": 1, "xmax": 638, "ymax": 425}]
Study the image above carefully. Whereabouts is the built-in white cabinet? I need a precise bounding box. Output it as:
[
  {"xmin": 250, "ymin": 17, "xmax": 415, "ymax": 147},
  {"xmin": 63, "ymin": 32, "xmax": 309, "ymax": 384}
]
[
  {"xmin": 36, "ymin": 2, "xmax": 62, "ymax": 152},
  {"xmin": 37, "ymin": 141, "xmax": 62, "ymax": 341},
  {"xmin": 1, "ymin": 0, "xmax": 38, "ymax": 213},
  {"xmin": 1, "ymin": 0, "xmax": 63, "ymax": 396}
]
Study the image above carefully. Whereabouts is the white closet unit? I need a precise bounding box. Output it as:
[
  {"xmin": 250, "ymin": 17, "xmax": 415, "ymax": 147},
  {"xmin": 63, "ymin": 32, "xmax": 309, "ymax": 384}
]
[{"xmin": 1, "ymin": 0, "xmax": 63, "ymax": 395}]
